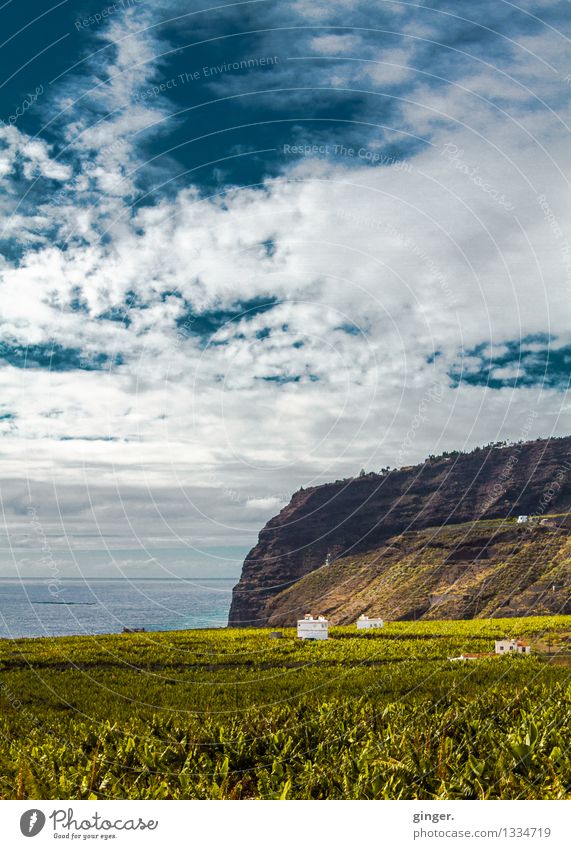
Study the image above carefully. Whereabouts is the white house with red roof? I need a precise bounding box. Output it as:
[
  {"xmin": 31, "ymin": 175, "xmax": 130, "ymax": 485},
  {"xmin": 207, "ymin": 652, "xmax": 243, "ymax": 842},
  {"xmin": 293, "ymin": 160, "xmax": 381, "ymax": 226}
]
[{"xmin": 495, "ymin": 638, "xmax": 531, "ymax": 655}]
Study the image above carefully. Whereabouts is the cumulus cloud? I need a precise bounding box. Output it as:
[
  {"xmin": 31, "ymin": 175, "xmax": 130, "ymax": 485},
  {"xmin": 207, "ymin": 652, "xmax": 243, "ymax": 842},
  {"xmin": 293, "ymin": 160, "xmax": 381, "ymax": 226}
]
[{"xmin": 0, "ymin": 0, "xmax": 569, "ymax": 572}]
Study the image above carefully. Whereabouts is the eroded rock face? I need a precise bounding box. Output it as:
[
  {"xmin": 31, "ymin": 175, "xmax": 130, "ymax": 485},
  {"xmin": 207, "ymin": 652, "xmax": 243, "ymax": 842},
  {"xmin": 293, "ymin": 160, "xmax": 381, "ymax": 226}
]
[
  {"xmin": 228, "ymin": 437, "xmax": 571, "ymax": 626},
  {"xmin": 262, "ymin": 522, "xmax": 571, "ymax": 626}
]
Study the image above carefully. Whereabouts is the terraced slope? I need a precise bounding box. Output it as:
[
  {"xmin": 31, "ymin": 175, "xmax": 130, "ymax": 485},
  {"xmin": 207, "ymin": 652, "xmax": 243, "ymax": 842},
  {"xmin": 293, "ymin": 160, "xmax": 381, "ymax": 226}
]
[
  {"xmin": 263, "ymin": 520, "xmax": 571, "ymax": 625},
  {"xmin": 230, "ymin": 436, "xmax": 571, "ymax": 625}
]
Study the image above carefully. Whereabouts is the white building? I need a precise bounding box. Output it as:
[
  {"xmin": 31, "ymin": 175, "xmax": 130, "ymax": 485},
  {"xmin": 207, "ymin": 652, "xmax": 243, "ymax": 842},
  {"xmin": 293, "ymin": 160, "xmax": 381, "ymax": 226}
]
[
  {"xmin": 448, "ymin": 653, "xmax": 484, "ymax": 661},
  {"xmin": 297, "ymin": 614, "xmax": 329, "ymax": 640},
  {"xmin": 495, "ymin": 639, "xmax": 531, "ymax": 655},
  {"xmin": 356, "ymin": 615, "xmax": 384, "ymax": 629},
  {"xmin": 516, "ymin": 515, "xmax": 529, "ymax": 523}
]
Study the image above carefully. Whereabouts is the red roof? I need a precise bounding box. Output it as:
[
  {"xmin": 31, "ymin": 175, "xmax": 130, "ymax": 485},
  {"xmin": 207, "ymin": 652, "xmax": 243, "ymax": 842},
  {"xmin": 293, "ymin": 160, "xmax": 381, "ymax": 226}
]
[{"xmin": 462, "ymin": 652, "xmax": 492, "ymax": 658}]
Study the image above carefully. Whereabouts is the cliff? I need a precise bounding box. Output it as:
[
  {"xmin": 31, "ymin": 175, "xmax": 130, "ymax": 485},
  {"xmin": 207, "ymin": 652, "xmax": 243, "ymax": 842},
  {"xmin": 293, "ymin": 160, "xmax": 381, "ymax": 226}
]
[
  {"xmin": 263, "ymin": 520, "xmax": 571, "ymax": 624},
  {"xmin": 228, "ymin": 436, "xmax": 571, "ymax": 625}
]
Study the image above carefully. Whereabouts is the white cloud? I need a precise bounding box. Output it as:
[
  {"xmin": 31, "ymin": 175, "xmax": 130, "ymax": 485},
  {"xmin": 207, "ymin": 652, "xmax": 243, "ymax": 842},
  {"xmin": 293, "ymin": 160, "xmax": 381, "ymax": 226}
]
[
  {"xmin": 310, "ymin": 34, "xmax": 361, "ymax": 55},
  {"xmin": 0, "ymin": 125, "xmax": 72, "ymax": 183},
  {"xmin": 245, "ymin": 496, "xmax": 287, "ymax": 511},
  {"xmin": 0, "ymin": 0, "xmax": 569, "ymax": 569}
]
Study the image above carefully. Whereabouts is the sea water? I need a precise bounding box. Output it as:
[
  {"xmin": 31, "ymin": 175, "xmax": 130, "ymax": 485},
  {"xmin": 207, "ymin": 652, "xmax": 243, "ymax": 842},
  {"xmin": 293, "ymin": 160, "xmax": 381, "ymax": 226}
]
[{"xmin": 0, "ymin": 578, "xmax": 237, "ymax": 638}]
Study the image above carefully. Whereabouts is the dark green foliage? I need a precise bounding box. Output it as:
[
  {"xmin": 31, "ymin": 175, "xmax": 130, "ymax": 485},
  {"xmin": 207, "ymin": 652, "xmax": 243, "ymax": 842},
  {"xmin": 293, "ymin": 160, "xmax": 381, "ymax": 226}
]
[{"xmin": 0, "ymin": 617, "xmax": 569, "ymax": 799}]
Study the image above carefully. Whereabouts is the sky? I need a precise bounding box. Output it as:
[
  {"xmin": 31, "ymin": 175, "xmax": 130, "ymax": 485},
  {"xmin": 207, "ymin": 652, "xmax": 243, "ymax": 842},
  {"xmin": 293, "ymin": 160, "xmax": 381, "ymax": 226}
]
[{"xmin": 0, "ymin": 0, "xmax": 569, "ymax": 579}]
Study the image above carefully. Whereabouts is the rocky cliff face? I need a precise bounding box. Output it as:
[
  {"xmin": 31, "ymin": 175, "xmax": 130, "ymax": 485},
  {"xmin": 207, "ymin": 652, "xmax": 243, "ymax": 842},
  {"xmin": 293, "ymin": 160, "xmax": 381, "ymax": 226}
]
[
  {"xmin": 228, "ymin": 437, "xmax": 571, "ymax": 625},
  {"xmin": 263, "ymin": 521, "xmax": 571, "ymax": 625}
]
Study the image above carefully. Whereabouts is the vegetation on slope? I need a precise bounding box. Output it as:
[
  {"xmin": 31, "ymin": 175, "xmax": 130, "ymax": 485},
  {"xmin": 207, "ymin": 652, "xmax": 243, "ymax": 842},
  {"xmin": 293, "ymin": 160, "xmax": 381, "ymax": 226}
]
[
  {"xmin": 230, "ymin": 435, "xmax": 571, "ymax": 625},
  {"xmin": 265, "ymin": 519, "xmax": 571, "ymax": 625}
]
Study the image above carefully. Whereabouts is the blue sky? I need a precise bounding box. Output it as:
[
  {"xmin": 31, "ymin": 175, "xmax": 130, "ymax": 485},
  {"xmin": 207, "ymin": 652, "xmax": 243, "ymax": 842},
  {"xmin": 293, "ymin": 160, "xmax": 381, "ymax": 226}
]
[{"xmin": 0, "ymin": 0, "xmax": 569, "ymax": 577}]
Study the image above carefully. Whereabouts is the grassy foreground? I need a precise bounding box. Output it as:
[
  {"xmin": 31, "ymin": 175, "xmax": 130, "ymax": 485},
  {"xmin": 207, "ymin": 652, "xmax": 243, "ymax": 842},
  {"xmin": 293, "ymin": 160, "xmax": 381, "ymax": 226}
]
[{"xmin": 0, "ymin": 616, "xmax": 570, "ymax": 800}]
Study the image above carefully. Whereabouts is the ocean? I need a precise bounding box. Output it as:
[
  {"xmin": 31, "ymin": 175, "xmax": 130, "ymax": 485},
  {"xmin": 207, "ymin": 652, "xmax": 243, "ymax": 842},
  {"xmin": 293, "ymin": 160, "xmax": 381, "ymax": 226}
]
[{"xmin": 0, "ymin": 578, "xmax": 237, "ymax": 639}]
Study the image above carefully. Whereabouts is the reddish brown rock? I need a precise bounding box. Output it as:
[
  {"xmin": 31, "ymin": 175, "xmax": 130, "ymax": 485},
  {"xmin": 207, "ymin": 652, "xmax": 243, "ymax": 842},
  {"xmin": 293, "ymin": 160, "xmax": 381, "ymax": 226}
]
[{"xmin": 229, "ymin": 437, "xmax": 571, "ymax": 625}]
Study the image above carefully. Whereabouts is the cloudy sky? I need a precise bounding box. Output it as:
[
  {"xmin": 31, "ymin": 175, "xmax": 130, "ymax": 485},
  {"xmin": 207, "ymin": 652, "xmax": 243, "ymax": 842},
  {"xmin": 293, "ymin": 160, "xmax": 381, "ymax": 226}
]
[{"xmin": 0, "ymin": 0, "xmax": 569, "ymax": 578}]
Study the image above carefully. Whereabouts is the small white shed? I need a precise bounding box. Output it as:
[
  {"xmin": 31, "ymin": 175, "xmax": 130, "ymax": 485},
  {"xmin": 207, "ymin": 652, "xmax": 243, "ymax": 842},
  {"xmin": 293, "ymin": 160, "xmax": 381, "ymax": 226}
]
[
  {"xmin": 356, "ymin": 615, "xmax": 384, "ymax": 629},
  {"xmin": 495, "ymin": 639, "xmax": 531, "ymax": 655},
  {"xmin": 297, "ymin": 614, "xmax": 329, "ymax": 640}
]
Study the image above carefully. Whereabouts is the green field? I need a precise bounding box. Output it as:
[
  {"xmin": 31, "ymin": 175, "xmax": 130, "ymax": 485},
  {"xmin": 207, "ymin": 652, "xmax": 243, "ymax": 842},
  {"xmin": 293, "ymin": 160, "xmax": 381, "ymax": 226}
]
[{"xmin": 0, "ymin": 616, "xmax": 570, "ymax": 800}]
